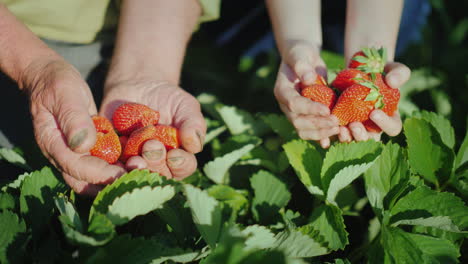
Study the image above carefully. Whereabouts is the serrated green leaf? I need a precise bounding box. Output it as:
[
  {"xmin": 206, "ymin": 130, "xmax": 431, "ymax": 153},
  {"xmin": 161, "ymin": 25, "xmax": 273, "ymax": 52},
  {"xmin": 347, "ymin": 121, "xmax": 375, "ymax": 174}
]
[
  {"xmin": 326, "ymin": 163, "xmax": 376, "ymax": 205},
  {"xmin": 207, "ymin": 185, "xmax": 249, "ymax": 216},
  {"xmin": 184, "ymin": 185, "xmax": 223, "ymax": 248},
  {"xmin": 19, "ymin": 167, "xmax": 65, "ymax": 235},
  {"xmin": 55, "ymin": 195, "xmax": 83, "ymax": 232},
  {"xmin": 0, "ymin": 148, "xmax": 30, "ymax": 170},
  {"xmin": 250, "ymin": 170, "xmax": 291, "ymax": 223},
  {"xmin": 205, "ymin": 125, "xmax": 227, "ymax": 145},
  {"xmin": 212, "ymin": 134, "xmax": 261, "ymax": 157},
  {"xmin": 283, "ymin": 140, "xmax": 324, "ymax": 197},
  {"xmin": 273, "ymin": 229, "xmax": 328, "ymax": 258},
  {"xmin": 91, "ymin": 170, "xmax": 168, "ymax": 219},
  {"xmin": 86, "ymin": 235, "xmax": 205, "ymax": 264},
  {"xmin": 217, "ymin": 105, "xmax": 267, "ymax": 136},
  {"xmin": 197, "ymin": 93, "xmax": 223, "ymax": 120},
  {"xmin": 1, "ymin": 172, "xmax": 31, "ymax": 191},
  {"xmin": 0, "ymin": 193, "xmax": 15, "ymax": 211},
  {"xmin": 455, "ymin": 128, "xmax": 468, "ymax": 171},
  {"xmin": 364, "ymin": 143, "xmax": 409, "ymax": 216},
  {"xmin": 261, "ymin": 114, "xmax": 297, "ymax": 141},
  {"xmin": 106, "ymin": 185, "xmax": 175, "ymax": 225},
  {"xmin": 321, "ymin": 141, "xmax": 382, "ymax": 193},
  {"xmin": 404, "ymin": 118, "xmax": 454, "ymax": 184},
  {"xmin": 389, "ymin": 186, "xmax": 468, "ymax": 233},
  {"xmin": 414, "ymin": 111, "xmax": 455, "ymax": 149},
  {"xmin": 382, "ymin": 227, "xmax": 459, "ymax": 264},
  {"xmin": 241, "ymin": 225, "xmax": 276, "ymax": 250},
  {"xmin": 302, "ymin": 204, "xmax": 348, "ymax": 251},
  {"xmin": 0, "ymin": 210, "xmax": 26, "ymax": 262},
  {"xmin": 203, "ymin": 144, "xmax": 255, "ymax": 184}
]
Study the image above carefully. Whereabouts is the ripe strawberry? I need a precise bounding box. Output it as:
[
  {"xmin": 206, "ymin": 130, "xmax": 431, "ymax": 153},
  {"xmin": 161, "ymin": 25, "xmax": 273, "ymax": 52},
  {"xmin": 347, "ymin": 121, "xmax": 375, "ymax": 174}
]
[
  {"xmin": 119, "ymin": 136, "xmax": 128, "ymax": 149},
  {"xmin": 362, "ymin": 73, "xmax": 400, "ymax": 132},
  {"xmin": 90, "ymin": 116, "xmax": 121, "ymax": 164},
  {"xmin": 112, "ymin": 103, "xmax": 160, "ymax": 136},
  {"xmin": 331, "ymin": 69, "xmax": 370, "ymax": 92},
  {"xmin": 331, "ymin": 83, "xmax": 382, "ymax": 126},
  {"xmin": 349, "ymin": 47, "xmax": 387, "ymax": 74},
  {"xmin": 300, "ymin": 84, "xmax": 337, "ymax": 110},
  {"xmin": 121, "ymin": 125, "xmax": 180, "ymax": 162}
]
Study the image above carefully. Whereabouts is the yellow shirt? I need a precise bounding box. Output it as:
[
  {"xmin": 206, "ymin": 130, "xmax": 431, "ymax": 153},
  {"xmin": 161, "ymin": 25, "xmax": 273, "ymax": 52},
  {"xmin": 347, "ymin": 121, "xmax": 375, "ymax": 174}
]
[{"xmin": 1, "ymin": 0, "xmax": 220, "ymax": 44}]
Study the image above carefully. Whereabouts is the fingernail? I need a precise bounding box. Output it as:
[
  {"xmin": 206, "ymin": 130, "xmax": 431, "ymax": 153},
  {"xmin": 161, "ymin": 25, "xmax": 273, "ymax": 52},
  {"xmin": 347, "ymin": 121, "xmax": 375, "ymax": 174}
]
[
  {"xmin": 371, "ymin": 111, "xmax": 382, "ymax": 120},
  {"xmin": 69, "ymin": 129, "xmax": 88, "ymax": 149},
  {"xmin": 196, "ymin": 130, "xmax": 204, "ymax": 152},
  {"xmin": 143, "ymin": 150, "xmax": 163, "ymax": 161},
  {"xmin": 303, "ymin": 72, "xmax": 315, "ymax": 83},
  {"xmin": 168, "ymin": 157, "xmax": 185, "ymax": 167},
  {"xmin": 352, "ymin": 126, "xmax": 361, "ymax": 134}
]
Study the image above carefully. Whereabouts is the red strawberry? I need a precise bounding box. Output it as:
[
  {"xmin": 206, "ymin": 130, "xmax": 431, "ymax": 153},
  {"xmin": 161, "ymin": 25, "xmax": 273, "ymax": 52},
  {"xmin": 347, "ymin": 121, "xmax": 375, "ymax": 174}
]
[
  {"xmin": 332, "ymin": 69, "xmax": 370, "ymax": 92},
  {"xmin": 362, "ymin": 74, "xmax": 400, "ymax": 132},
  {"xmin": 349, "ymin": 47, "xmax": 387, "ymax": 74},
  {"xmin": 121, "ymin": 125, "xmax": 180, "ymax": 162},
  {"xmin": 331, "ymin": 83, "xmax": 381, "ymax": 126},
  {"xmin": 301, "ymin": 84, "xmax": 337, "ymax": 110},
  {"xmin": 112, "ymin": 103, "xmax": 160, "ymax": 136},
  {"xmin": 119, "ymin": 136, "xmax": 128, "ymax": 149},
  {"xmin": 90, "ymin": 116, "xmax": 121, "ymax": 164}
]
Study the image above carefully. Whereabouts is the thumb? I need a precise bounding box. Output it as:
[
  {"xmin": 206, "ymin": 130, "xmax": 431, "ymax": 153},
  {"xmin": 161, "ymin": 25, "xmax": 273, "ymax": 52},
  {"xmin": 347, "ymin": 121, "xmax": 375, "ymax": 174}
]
[
  {"xmin": 52, "ymin": 84, "xmax": 97, "ymax": 153},
  {"xmin": 285, "ymin": 44, "xmax": 321, "ymax": 86}
]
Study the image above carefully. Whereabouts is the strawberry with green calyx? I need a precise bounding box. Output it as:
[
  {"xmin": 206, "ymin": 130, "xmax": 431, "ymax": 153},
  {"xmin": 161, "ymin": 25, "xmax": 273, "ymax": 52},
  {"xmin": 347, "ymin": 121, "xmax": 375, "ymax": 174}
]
[
  {"xmin": 314, "ymin": 74, "xmax": 328, "ymax": 86},
  {"xmin": 331, "ymin": 68, "xmax": 370, "ymax": 92},
  {"xmin": 362, "ymin": 73, "xmax": 400, "ymax": 132},
  {"xmin": 300, "ymin": 84, "xmax": 337, "ymax": 110},
  {"xmin": 90, "ymin": 116, "xmax": 121, "ymax": 164},
  {"xmin": 349, "ymin": 47, "xmax": 387, "ymax": 74},
  {"xmin": 331, "ymin": 79, "xmax": 385, "ymax": 126}
]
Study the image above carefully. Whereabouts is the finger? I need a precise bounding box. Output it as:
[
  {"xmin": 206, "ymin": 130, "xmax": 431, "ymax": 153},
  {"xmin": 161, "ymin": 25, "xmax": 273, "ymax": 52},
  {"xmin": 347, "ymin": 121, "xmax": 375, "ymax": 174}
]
[
  {"xmin": 338, "ymin": 126, "xmax": 352, "ymax": 143},
  {"xmin": 290, "ymin": 114, "xmax": 339, "ymax": 131},
  {"xmin": 286, "ymin": 44, "xmax": 322, "ymax": 85},
  {"xmin": 297, "ymin": 126, "xmax": 340, "ymax": 141},
  {"xmin": 52, "ymin": 83, "xmax": 97, "ymax": 153},
  {"xmin": 173, "ymin": 105, "xmax": 206, "ymax": 154},
  {"xmin": 319, "ymin": 138, "xmax": 331, "ymax": 149},
  {"xmin": 384, "ymin": 62, "xmax": 411, "ymax": 88},
  {"xmin": 370, "ymin": 110, "xmax": 402, "ymax": 137},
  {"xmin": 349, "ymin": 122, "xmax": 369, "ymax": 141},
  {"xmin": 62, "ymin": 173, "xmax": 102, "ymax": 196},
  {"xmin": 141, "ymin": 140, "xmax": 172, "ymax": 177},
  {"xmin": 369, "ymin": 132, "xmax": 382, "ymax": 141},
  {"xmin": 275, "ymin": 87, "xmax": 330, "ymax": 117},
  {"xmin": 126, "ymin": 156, "xmax": 148, "ymax": 171},
  {"xmin": 167, "ymin": 149, "xmax": 197, "ymax": 180}
]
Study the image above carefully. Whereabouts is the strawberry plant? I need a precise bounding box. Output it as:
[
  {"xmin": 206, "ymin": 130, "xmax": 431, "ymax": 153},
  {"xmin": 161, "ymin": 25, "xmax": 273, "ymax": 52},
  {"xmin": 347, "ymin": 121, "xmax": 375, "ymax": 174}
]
[{"xmin": 1, "ymin": 86, "xmax": 467, "ymax": 263}]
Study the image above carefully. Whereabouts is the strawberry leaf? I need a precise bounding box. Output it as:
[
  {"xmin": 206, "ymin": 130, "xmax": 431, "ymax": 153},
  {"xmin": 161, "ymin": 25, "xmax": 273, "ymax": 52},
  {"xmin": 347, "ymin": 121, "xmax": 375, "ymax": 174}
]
[
  {"xmin": 216, "ymin": 105, "xmax": 268, "ymax": 136},
  {"xmin": 261, "ymin": 114, "xmax": 297, "ymax": 141},
  {"xmin": 404, "ymin": 118, "xmax": 454, "ymax": 185},
  {"xmin": 273, "ymin": 229, "xmax": 328, "ymax": 258},
  {"xmin": 207, "ymin": 185, "xmax": 249, "ymax": 217},
  {"xmin": 389, "ymin": 186, "xmax": 468, "ymax": 233},
  {"xmin": 414, "ymin": 111, "xmax": 455, "ymax": 149},
  {"xmin": 381, "ymin": 227, "xmax": 459, "ymax": 264},
  {"xmin": 184, "ymin": 185, "xmax": 223, "ymax": 248},
  {"xmin": 283, "ymin": 140, "xmax": 324, "ymax": 197},
  {"xmin": 0, "ymin": 210, "xmax": 27, "ymax": 263},
  {"xmin": 241, "ymin": 225, "xmax": 276, "ymax": 250},
  {"xmin": 364, "ymin": 143, "xmax": 409, "ymax": 216},
  {"xmin": 0, "ymin": 148, "xmax": 31, "ymax": 171},
  {"xmin": 321, "ymin": 141, "xmax": 382, "ymax": 204},
  {"xmin": 0, "ymin": 193, "xmax": 15, "ymax": 211},
  {"xmin": 301, "ymin": 204, "xmax": 348, "ymax": 251},
  {"xmin": 204, "ymin": 144, "xmax": 256, "ymax": 184},
  {"xmin": 85, "ymin": 234, "xmax": 207, "ymax": 264},
  {"xmin": 1, "ymin": 172, "xmax": 31, "ymax": 191},
  {"xmin": 19, "ymin": 167, "xmax": 66, "ymax": 236},
  {"xmin": 456, "ymin": 127, "xmax": 468, "ymax": 171},
  {"xmin": 250, "ymin": 170, "xmax": 291, "ymax": 224},
  {"xmin": 106, "ymin": 185, "xmax": 175, "ymax": 226}
]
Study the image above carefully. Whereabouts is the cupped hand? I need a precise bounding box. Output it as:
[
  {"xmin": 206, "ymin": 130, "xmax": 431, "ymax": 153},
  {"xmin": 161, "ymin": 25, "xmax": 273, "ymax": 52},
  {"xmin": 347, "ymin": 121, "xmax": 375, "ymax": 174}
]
[
  {"xmin": 100, "ymin": 80, "xmax": 206, "ymax": 180},
  {"xmin": 22, "ymin": 59, "xmax": 125, "ymax": 196},
  {"xmin": 337, "ymin": 62, "xmax": 411, "ymax": 142},
  {"xmin": 274, "ymin": 41, "xmax": 339, "ymax": 148}
]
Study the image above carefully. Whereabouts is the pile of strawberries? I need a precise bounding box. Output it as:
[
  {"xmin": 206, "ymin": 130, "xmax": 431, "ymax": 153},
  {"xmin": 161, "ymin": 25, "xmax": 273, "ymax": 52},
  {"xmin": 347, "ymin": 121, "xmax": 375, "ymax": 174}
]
[
  {"xmin": 89, "ymin": 103, "xmax": 180, "ymax": 164},
  {"xmin": 300, "ymin": 47, "xmax": 400, "ymax": 133}
]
